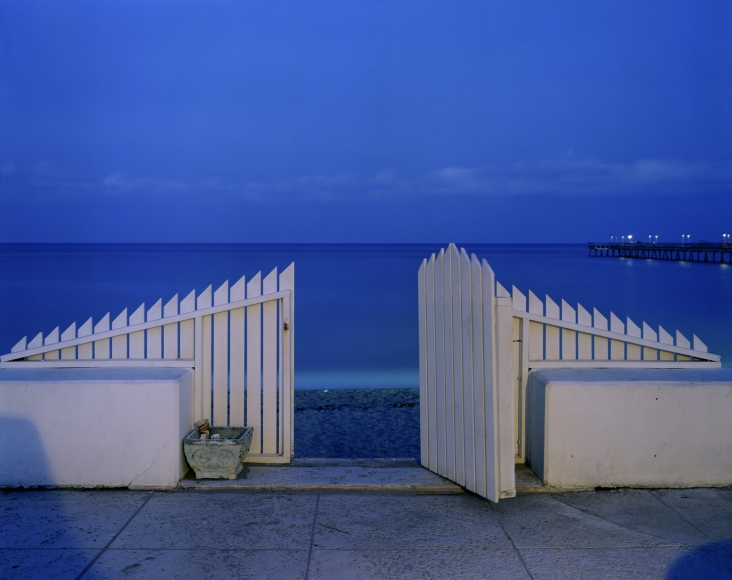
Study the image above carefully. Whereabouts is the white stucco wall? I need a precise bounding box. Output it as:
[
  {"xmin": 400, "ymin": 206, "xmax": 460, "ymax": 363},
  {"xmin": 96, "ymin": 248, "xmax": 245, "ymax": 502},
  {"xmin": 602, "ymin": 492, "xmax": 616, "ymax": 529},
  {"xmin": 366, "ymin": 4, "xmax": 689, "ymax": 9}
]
[
  {"xmin": 526, "ymin": 368, "xmax": 732, "ymax": 489},
  {"xmin": 0, "ymin": 367, "xmax": 193, "ymax": 490}
]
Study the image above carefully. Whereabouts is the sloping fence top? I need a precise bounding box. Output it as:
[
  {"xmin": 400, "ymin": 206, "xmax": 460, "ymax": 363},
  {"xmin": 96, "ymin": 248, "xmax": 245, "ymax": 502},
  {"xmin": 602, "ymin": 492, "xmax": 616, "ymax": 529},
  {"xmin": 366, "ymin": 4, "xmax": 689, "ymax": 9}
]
[{"xmin": 1, "ymin": 264, "xmax": 295, "ymax": 463}]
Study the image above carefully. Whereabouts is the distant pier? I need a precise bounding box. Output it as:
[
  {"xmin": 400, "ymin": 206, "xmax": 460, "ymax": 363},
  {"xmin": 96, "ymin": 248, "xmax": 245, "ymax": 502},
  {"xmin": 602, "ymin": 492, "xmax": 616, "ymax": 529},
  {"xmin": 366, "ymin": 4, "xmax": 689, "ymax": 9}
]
[{"xmin": 588, "ymin": 242, "xmax": 732, "ymax": 264}]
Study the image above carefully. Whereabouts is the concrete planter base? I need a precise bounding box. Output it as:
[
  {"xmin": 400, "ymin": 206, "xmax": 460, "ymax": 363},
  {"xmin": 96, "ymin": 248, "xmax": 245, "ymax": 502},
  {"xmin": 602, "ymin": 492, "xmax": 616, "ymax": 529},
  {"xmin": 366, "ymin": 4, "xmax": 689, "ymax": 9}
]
[{"xmin": 183, "ymin": 427, "xmax": 254, "ymax": 480}]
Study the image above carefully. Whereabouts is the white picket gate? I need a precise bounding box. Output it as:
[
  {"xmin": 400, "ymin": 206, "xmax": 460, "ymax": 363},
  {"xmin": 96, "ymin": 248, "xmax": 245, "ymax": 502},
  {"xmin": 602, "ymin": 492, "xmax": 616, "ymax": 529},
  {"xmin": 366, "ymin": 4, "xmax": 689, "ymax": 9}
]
[
  {"xmin": 0, "ymin": 264, "xmax": 295, "ymax": 464},
  {"xmin": 418, "ymin": 244, "xmax": 721, "ymax": 502}
]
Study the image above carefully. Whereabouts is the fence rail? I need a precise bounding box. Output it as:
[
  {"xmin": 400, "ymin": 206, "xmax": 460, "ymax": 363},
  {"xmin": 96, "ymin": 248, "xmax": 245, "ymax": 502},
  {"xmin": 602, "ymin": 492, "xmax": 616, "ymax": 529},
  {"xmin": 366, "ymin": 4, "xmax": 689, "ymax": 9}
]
[{"xmin": 1, "ymin": 264, "xmax": 295, "ymax": 464}]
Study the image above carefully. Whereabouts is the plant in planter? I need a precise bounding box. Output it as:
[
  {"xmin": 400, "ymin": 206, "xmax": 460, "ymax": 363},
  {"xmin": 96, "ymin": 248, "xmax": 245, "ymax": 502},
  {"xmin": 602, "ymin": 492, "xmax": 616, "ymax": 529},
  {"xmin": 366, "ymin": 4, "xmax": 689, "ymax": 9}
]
[{"xmin": 183, "ymin": 426, "xmax": 254, "ymax": 480}]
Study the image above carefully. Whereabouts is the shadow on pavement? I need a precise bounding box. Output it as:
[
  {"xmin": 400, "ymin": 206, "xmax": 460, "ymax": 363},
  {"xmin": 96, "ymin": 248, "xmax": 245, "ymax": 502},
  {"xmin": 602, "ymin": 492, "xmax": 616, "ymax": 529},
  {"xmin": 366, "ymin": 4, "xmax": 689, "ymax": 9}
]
[{"xmin": 666, "ymin": 540, "xmax": 732, "ymax": 580}]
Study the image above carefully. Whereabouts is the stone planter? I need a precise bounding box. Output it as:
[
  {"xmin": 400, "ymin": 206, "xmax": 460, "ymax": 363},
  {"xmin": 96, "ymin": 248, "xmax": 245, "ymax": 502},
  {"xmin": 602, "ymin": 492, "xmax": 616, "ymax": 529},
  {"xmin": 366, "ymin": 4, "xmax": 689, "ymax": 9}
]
[{"xmin": 183, "ymin": 426, "xmax": 254, "ymax": 480}]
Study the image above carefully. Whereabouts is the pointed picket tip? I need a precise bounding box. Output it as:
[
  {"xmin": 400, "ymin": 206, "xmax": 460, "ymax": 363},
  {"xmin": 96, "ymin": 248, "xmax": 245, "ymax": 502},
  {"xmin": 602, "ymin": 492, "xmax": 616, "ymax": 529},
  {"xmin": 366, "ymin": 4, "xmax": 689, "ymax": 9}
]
[
  {"xmin": 61, "ymin": 322, "xmax": 76, "ymax": 342},
  {"xmin": 495, "ymin": 281, "xmax": 510, "ymax": 298},
  {"xmin": 561, "ymin": 299, "xmax": 576, "ymax": 323},
  {"xmin": 263, "ymin": 267, "xmax": 278, "ymax": 294},
  {"xmin": 180, "ymin": 290, "xmax": 196, "ymax": 314},
  {"xmin": 78, "ymin": 317, "xmax": 93, "ymax": 337},
  {"xmin": 658, "ymin": 326, "xmax": 674, "ymax": 345},
  {"xmin": 196, "ymin": 285, "xmax": 212, "ymax": 310},
  {"xmin": 626, "ymin": 317, "xmax": 641, "ymax": 338},
  {"xmin": 147, "ymin": 299, "xmax": 162, "ymax": 320},
  {"xmin": 11, "ymin": 337, "xmax": 27, "ymax": 353},
  {"xmin": 164, "ymin": 294, "xmax": 179, "ymax": 317},
  {"xmin": 130, "ymin": 303, "xmax": 145, "ymax": 325},
  {"xmin": 577, "ymin": 303, "xmax": 592, "ymax": 327},
  {"xmin": 214, "ymin": 281, "xmax": 229, "ymax": 306},
  {"xmin": 229, "ymin": 277, "xmax": 245, "ymax": 302},
  {"xmin": 528, "ymin": 290, "xmax": 543, "ymax": 315},
  {"xmin": 675, "ymin": 330, "xmax": 690, "ymax": 349},
  {"xmin": 593, "ymin": 308, "xmax": 608, "ymax": 330},
  {"xmin": 112, "ymin": 308, "xmax": 128, "ymax": 329},
  {"xmin": 44, "ymin": 327, "xmax": 60, "ymax": 345},
  {"xmin": 545, "ymin": 295, "xmax": 560, "ymax": 319},
  {"xmin": 247, "ymin": 272, "xmax": 262, "ymax": 298},
  {"xmin": 692, "ymin": 335, "xmax": 708, "ymax": 353},
  {"xmin": 480, "ymin": 258, "xmax": 494, "ymax": 277},
  {"xmin": 610, "ymin": 313, "xmax": 624, "ymax": 334},
  {"xmin": 28, "ymin": 332, "xmax": 43, "ymax": 348},
  {"xmin": 642, "ymin": 322, "xmax": 657, "ymax": 342},
  {"xmin": 279, "ymin": 263, "xmax": 295, "ymax": 292},
  {"xmin": 512, "ymin": 286, "xmax": 526, "ymax": 312},
  {"xmin": 94, "ymin": 313, "xmax": 110, "ymax": 334}
]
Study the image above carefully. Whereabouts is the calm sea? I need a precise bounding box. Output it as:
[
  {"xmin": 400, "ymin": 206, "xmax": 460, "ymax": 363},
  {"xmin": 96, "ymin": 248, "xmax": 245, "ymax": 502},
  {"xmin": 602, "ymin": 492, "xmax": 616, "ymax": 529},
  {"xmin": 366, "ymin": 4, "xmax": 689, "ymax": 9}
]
[{"xmin": 1, "ymin": 244, "xmax": 729, "ymax": 385}]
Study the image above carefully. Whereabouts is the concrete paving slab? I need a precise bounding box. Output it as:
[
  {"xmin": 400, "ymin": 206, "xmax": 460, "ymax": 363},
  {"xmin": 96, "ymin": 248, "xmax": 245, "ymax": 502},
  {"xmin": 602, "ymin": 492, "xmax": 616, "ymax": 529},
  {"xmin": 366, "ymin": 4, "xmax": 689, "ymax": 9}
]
[
  {"xmin": 0, "ymin": 490, "xmax": 149, "ymax": 549},
  {"xmin": 314, "ymin": 493, "xmax": 511, "ymax": 550},
  {"xmin": 490, "ymin": 494, "xmax": 673, "ymax": 549},
  {"xmin": 0, "ymin": 549, "xmax": 98, "ymax": 580},
  {"xmin": 557, "ymin": 489, "xmax": 709, "ymax": 545},
  {"xmin": 88, "ymin": 549, "xmax": 307, "ymax": 579},
  {"xmin": 520, "ymin": 547, "xmax": 688, "ymax": 580},
  {"xmin": 308, "ymin": 548, "xmax": 531, "ymax": 579},
  {"xmin": 179, "ymin": 465, "xmax": 462, "ymax": 493},
  {"xmin": 111, "ymin": 492, "xmax": 316, "ymax": 550},
  {"xmin": 651, "ymin": 488, "xmax": 732, "ymax": 541}
]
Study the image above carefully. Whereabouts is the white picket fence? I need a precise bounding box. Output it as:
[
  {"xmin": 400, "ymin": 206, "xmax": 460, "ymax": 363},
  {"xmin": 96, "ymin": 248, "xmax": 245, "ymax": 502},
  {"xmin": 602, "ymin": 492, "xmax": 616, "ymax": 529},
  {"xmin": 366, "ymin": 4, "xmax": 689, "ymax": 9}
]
[
  {"xmin": 509, "ymin": 282, "xmax": 720, "ymax": 462},
  {"xmin": 0, "ymin": 264, "xmax": 295, "ymax": 464},
  {"xmin": 418, "ymin": 244, "xmax": 721, "ymax": 501}
]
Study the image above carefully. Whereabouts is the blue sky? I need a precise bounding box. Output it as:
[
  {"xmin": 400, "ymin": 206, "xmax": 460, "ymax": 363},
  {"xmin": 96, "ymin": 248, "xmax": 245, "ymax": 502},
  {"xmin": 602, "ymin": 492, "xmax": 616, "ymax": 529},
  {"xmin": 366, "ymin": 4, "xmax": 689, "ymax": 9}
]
[{"xmin": 1, "ymin": 0, "xmax": 730, "ymax": 242}]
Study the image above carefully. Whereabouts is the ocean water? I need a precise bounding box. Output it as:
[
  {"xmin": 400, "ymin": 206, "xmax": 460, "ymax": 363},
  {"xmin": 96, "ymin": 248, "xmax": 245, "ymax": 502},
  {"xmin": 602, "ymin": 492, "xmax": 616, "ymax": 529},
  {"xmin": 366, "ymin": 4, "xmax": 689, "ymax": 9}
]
[{"xmin": 0, "ymin": 243, "xmax": 730, "ymax": 386}]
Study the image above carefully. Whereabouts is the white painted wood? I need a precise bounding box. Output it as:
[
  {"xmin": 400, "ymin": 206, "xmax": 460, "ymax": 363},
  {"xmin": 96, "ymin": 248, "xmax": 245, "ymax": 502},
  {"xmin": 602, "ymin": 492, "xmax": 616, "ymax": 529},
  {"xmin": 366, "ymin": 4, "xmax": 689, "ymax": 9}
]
[
  {"xmin": 641, "ymin": 322, "xmax": 658, "ymax": 361},
  {"xmin": 42, "ymin": 327, "xmax": 60, "ymax": 361},
  {"xmin": 129, "ymin": 304, "xmax": 145, "ymax": 359},
  {"xmin": 197, "ymin": 285, "xmax": 213, "ymax": 423},
  {"xmin": 593, "ymin": 308, "xmax": 608, "ymax": 330},
  {"xmin": 625, "ymin": 317, "xmax": 641, "ymax": 360},
  {"xmin": 626, "ymin": 317, "xmax": 641, "ymax": 338},
  {"xmin": 577, "ymin": 304, "xmax": 592, "ymax": 327},
  {"xmin": 528, "ymin": 291, "xmax": 543, "ymax": 315},
  {"xmin": 179, "ymin": 290, "xmax": 195, "ymax": 360},
  {"xmin": 460, "ymin": 248, "xmax": 474, "ymax": 489},
  {"xmin": 496, "ymin": 281, "xmax": 510, "ymax": 298},
  {"xmin": 111, "ymin": 309, "xmax": 128, "ymax": 359},
  {"xmin": 418, "ymin": 259, "xmax": 428, "ymax": 468},
  {"xmin": 529, "ymin": 360, "xmax": 720, "ymax": 369},
  {"xmin": 693, "ymin": 335, "xmax": 708, "ymax": 353},
  {"xmin": 94, "ymin": 314, "xmax": 110, "ymax": 360},
  {"xmin": 434, "ymin": 249, "xmax": 446, "ymax": 477},
  {"xmin": 519, "ymin": 316, "xmax": 530, "ymax": 462},
  {"xmin": 164, "ymin": 295, "xmax": 179, "ymax": 360},
  {"xmin": 495, "ymin": 294, "xmax": 516, "ymax": 498},
  {"xmin": 610, "ymin": 312, "xmax": 624, "ymax": 360},
  {"xmin": 512, "ymin": 286, "xmax": 526, "ymax": 312},
  {"xmin": 229, "ymin": 274, "xmax": 246, "ymax": 428},
  {"xmin": 545, "ymin": 295, "xmax": 559, "ymax": 319},
  {"xmin": 78, "ymin": 318, "xmax": 93, "ymax": 360},
  {"xmin": 659, "ymin": 326, "xmax": 674, "ymax": 345},
  {"xmin": 147, "ymin": 299, "xmax": 162, "ymax": 359},
  {"xmin": 61, "ymin": 323, "xmax": 76, "ymax": 360},
  {"xmin": 262, "ymin": 268, "xmax": 278, "ymax": 454},
  {"xmin": 212, "ymin": 282, "xmax": 229, "ymax": 425},
  {"xmin": 481, "ymin": 258, "xmax": 500, "ymax": 503},
  {"xmin": 443, "ymin": 246, "xmax": 456, "ymax": 482},
  {"xmin": 560, "ymin": 300, "xmax": 576, "ymax": 360},
  {"xmin": 449, "ymin": 244, "xmax": 464, "ymax": 486},
  {"xmin": 0, "ymin": 360, "xmax": 194, "ymax": 369},
  {"xmin": 676, "ymin": 331, "xmax": 691, "ymax": 349},
  {"xmin": 426, "ymin": 255, "xmax": 438, "ymax": 471},
  {"xmin": 470, "ymin": 253, "xmax": 486, "ymax": 495},
  {"xmin": 528, "ymin": 321, "xmax": 544, "ymax": 361},
  {"xmin": 512, "ymin": 315, "xmax": 521, "ymax": 456},
  {"xmin": 278, "ymin": 263, "xmax": 295, "ymax": 459},
  {"xmin": 247, "ymin": 272, "xmax": 262, "ymax": 454},
  {"xmin": 11, "ymin": 337, "xmax": 27, "ymax": 353}
]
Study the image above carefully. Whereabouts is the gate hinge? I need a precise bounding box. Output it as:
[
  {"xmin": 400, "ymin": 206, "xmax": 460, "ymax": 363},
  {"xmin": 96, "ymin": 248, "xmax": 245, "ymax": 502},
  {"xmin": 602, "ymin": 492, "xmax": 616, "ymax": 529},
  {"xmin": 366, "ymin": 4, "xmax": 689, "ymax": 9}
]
[{"xmin": 283, "ymin": 322, "xmax": 290, "ymax": 331}]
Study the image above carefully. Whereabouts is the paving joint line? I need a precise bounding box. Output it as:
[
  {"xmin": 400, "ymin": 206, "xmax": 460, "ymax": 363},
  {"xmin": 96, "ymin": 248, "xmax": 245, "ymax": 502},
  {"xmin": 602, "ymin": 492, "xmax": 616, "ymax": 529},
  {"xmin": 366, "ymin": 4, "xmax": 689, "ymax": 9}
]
[
  {"xmin": 648, "ymin": 490, "xmax": 711, "ymax": 541},
  {"xmin": 303, "ymin": 492, "xmax": 320, "ymax": 580},
  {"xmin": 74, "ymin": 492, "xmax": 154, "ymax": 580},
  {"xmin": 489, "ymin": 502, "xmax": 535, "ymax": 580}
]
